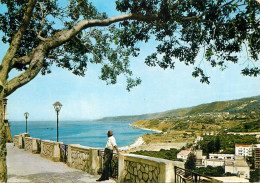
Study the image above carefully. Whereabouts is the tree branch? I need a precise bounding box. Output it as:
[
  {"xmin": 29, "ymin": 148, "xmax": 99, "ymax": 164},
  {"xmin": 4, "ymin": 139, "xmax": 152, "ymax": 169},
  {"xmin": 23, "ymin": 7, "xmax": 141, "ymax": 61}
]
[
  {"xmin": 46, "ymin": 13, "xmax": 158, "ymax": 49},
  {"xmin": 6, "ymin": 45, "xmax": 46, "ymax": 96},
  {"xmin": 0, "ymin": 0, "xmax": 37, "ymax": 84},
  {"xmin": 37, "ymin": 2, "xmax": 48, "ymax": 41}
]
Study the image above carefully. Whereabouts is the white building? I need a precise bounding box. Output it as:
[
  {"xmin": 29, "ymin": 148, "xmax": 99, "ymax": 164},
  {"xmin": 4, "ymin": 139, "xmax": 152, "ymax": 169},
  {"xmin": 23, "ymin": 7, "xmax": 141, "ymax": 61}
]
[
  {"xmin": 225, "ymin": 159, "xmax": 250, "ymax": 179},
  {"xmin": 235, "ymin": 145, "xmax": 253, "ymax": 157},
  {"xmin": 202, "ymin": 159, "xmax": 234, "ymax": 167},
  {"xmin": 177, "ymin": 150, "xmax": 191, "ymax": 160},
  {"xmin": 209, "ymin": 153, "xmax": 235, "ymax": 160}
]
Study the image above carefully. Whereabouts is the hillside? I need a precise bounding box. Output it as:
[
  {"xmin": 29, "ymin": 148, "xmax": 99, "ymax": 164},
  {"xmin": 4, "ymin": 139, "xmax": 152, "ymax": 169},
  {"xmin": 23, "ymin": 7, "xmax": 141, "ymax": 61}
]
[{"xmin": 96, "ymin": 95, "xmax": 260, "ymax": 122}]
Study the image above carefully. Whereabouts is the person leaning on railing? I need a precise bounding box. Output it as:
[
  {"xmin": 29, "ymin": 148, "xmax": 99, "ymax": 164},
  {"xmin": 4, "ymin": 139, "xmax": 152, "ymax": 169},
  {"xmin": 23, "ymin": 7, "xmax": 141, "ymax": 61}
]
[{"xmin": 97, "ymin": 130, "xmax": 120, "ymax": 182}]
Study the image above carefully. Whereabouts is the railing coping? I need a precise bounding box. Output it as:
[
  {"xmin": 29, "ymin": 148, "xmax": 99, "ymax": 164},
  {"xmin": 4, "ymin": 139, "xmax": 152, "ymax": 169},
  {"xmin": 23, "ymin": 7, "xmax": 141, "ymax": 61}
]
[
  {"xmin": 41, "ymin": 140, "xmax": 63, "ymax": 145},
  {"xmin": 14, "ymin": 135, "xmax": 19, "ymax": 137},
  {"xmin": 123, "ymin": 154, "xmax": 184, "ymax": 165},
  {"xmin": 24, "ymin": 137, "xmax": 40, "ymax": 140},
  {"xmin": 70, "ymin": 144, "xmax": 102, "ymax": 151}
]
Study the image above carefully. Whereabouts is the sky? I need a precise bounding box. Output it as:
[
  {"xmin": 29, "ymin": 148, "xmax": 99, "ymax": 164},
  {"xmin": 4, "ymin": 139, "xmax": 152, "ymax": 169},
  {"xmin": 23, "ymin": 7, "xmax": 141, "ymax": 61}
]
[{"xmin": 1, "ymin": 0, "xmax": 259, "ymax": 121}]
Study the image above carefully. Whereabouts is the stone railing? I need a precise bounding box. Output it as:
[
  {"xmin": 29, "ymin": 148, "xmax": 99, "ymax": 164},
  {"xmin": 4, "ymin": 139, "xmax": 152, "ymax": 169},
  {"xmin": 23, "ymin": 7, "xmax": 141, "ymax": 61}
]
[
  {"xmin": 118, "ymin": 154, "xmax": 185, "ymax": 183},
  {"xmin": 67, "ymin": 144, "xmax": 101, "ymax": 175},
  {"xmin": 13, "ymin": 133, "xmax": 30, "ymax": 149},
  {"xmin": 13, "ymin": 135, "xmax": 19, "ymax": 147},
  {"xmin": 24, "ymin": 137, "xmax": 40, "ymax": 153},
  {"xmin": 13, "ymin": 133, "xmax": 191, "ymax": 182},
  {"xmin": 41, "ymin": 140, "xmax": 62, "ymax": 161}
]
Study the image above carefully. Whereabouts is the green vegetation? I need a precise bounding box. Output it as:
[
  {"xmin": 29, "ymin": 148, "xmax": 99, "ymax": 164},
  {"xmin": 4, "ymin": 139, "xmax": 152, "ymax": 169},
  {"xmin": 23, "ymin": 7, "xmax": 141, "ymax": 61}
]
[
  {"xmin": 132, "ymin": 148, "xmax": 180, "ymax": 161},
  {"xmin": 195, "ymin": 166, "xmax": 225, "ymax": 177},
  {"xmin": 197, "ymin": 135, "xmax": 258, "ymax": 155},
  {"xmin": 250, "ymin": 170, "xmax": 260, "ymax": 183},
  {"xmin": 229, "ymin": 120, "xmax": 260, "ymax": 132},
  {"xmin": 98, "ymin": 96, "xmax": 260, "ymax": 124},
  {"xmin": 185, "ymin": 153, "xmax": 196, "ymax": 170}
]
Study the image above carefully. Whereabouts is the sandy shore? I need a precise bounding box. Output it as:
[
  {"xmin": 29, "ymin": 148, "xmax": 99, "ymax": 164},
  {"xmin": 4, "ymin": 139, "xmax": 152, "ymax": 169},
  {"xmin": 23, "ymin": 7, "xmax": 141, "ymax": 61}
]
[
  {"xmin": 119, "ymin": 137, "xmax": 145, "ymax": 152},
  {"xmin": 119, "ymin": 124, "xmax": 186, "ymax": 153},
  {"xmin": 129, "ymin": 123, "xmax": 162, "ymax": 133}
]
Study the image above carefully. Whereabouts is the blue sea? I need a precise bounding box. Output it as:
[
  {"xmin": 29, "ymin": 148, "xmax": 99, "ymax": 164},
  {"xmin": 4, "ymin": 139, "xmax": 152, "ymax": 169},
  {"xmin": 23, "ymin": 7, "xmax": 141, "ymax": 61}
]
[{"xmin": 9, "ymin": 120, "xmax": 153, "ymax": 148}]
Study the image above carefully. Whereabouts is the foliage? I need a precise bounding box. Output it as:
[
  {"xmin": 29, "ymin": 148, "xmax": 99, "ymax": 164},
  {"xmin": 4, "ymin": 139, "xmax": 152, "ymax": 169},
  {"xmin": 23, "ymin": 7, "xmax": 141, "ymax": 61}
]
[
  {"xmin": 0, "ymin": 0, "xmax": 260, "ymax": 181},
  {"xmin": 185, "ymin": 152, "xmax": 196, "ymax": 170},
  {"xmin": 132, "ymin": 148, "xmax": 180, "ymax": 161},
  {"xmin": 250, "ymin": 170, "xmax": 260, "ymax": 183},
  {"xmin": 195, "ymin": 166, "xmax": 224, "ymax": 177},
  {"xmin": 229, "ymin": 119, "xmax": 260, "ymax": 132},
  {"xmin": 0, "ymin": 0, "xmax": 259, "ymax": 94},
  {"xmin": 197, "ymin": 134, "xmax": 257, "ymax": 155}
]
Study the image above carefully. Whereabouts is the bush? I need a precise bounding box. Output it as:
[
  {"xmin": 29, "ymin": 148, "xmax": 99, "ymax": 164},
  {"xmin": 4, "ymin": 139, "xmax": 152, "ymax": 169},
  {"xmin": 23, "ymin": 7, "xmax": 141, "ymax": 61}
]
[{"xmin": 132, "ymin": 148, "xmax": 180, "ymax": 161}]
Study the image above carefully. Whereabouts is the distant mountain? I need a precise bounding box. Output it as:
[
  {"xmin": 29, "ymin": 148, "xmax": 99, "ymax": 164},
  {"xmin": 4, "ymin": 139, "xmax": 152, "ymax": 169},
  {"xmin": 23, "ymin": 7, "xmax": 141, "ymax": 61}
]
[{"xmin": 95, "ymin": 95, "xmax": 260, "ymax": 122}]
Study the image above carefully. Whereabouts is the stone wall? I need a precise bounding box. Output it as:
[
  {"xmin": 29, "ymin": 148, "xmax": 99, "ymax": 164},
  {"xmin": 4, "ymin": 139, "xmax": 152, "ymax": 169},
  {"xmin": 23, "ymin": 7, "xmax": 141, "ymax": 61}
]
[
  {"xmin": 67, "ymin": 144, "xmax": 101, "ymax": 175},
  {"xmin": 41, "ymin": 140, "xmax": 62, "ymax": 161},
  {"xmin": 24, "ymin": 137, "xmax": 33, "ymax": 152},
  {"xmin": 17, "ymin": 133, "xmax": 30, "ymax": 149},
  {"xmin": 24, "ymin": 137, "xmax": 41, "ymax": 153},
  {"xmin": 118, "ymin": 154, "xmax": 185, "ymax": 183},
  {"xmin": 13, "ymin": 135, "xmax": 19, "ymax": 147},
  {"xmin": 13, "ymin": 133, "xmax": 190, "ymax": 183}
]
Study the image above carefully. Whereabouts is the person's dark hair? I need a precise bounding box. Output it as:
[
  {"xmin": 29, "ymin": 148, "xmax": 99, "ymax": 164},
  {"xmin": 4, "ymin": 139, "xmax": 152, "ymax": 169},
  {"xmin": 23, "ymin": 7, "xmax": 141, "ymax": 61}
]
[{"xmin": 107, "ymin": 130, "xmax": 113, "ymax": 137}]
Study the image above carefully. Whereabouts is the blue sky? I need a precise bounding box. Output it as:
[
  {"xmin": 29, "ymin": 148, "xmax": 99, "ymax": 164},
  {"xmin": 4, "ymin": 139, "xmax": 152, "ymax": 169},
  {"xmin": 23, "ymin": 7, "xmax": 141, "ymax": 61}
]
[{"xmin": 1, "ymin": 0, "xmax": 259, "ymax": 121}]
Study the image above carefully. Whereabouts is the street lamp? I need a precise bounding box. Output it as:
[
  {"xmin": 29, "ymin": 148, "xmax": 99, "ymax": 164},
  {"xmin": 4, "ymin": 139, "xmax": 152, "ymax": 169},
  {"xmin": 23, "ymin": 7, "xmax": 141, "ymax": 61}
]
[
  {"xmin": 24, "ymin": 112, "xmax": 29, "ymax": 133},
  {"xmin": 53, "ymin": 101, "xmax": 62, "ymax": 142}
]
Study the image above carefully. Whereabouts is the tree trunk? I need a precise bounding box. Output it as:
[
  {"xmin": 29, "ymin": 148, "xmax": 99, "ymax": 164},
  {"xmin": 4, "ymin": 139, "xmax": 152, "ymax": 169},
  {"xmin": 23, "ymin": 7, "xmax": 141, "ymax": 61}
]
[{"xmin": 0, "ymin": 95, "xmax": 7, "ymax": 182}]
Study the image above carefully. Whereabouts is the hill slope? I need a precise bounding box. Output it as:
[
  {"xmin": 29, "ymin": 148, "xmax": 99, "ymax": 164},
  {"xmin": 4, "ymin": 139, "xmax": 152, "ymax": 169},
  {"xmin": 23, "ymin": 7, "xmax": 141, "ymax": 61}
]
[{"xmin": 96, "ymin": 95, "xmax": 260, "ymax": 122}]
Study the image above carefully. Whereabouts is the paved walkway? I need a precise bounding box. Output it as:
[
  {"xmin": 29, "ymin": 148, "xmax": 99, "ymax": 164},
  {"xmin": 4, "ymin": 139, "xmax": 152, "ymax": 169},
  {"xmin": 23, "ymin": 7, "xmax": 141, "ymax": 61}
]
[{"xmin": 6, "ymin": 143, "xmax": 115, "ymax": 183}]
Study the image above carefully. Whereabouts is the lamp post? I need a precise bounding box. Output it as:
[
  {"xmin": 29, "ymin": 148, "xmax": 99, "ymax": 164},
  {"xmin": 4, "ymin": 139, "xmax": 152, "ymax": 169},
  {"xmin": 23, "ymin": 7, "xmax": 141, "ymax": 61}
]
[
  {"xmin": 24, "ymin": 112, "xmax": 29, "ymax": 133},
  {"xmin": 53, "ymin": 101, "xmax": 62, "ymax": 142}
]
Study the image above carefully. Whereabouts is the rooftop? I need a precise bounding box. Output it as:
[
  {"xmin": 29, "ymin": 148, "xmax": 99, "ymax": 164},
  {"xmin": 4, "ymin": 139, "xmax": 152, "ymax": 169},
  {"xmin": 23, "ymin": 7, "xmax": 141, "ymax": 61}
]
[
  {"xmin": 177, "ymin": 150, "xmax": 191, "ymax": 156},
  {"xmin": 235, "ymin": 145, "xmax": 251, "ymax": 147}
]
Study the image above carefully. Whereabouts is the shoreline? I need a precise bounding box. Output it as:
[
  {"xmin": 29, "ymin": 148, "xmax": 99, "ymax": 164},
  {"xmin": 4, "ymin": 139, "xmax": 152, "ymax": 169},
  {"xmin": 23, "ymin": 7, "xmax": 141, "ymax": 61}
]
[
  {"xmin": 119, "ymin": 136, "xmax": 145, "ymax": 152},
  {"xmin": 128, "ymin": 123, "xmax": 162, "ymax": 133},
  {"xmin": 117, "ymin": 123, "xmax": 163, "ymax": 152}
]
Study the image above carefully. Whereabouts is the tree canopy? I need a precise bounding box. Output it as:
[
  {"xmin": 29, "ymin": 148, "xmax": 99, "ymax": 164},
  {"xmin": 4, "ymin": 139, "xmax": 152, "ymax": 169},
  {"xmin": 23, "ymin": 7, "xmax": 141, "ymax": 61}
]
[{"xmin": 0, "ymin": 0, "xmax": 259, "ymax": 96}]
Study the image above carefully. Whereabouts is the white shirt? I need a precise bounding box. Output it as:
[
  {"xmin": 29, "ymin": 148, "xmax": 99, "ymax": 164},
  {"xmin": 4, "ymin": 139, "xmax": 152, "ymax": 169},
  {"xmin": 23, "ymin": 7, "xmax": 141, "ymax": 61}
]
[{"xmin": 105, "ymin": 136, "xmax": 117, "ymax": 150}]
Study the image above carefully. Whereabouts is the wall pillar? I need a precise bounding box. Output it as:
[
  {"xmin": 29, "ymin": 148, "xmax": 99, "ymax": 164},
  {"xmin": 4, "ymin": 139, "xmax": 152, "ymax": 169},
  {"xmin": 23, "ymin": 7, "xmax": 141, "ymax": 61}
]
[
  {"xmin": 18, "ymin": 133, "xmax": 30, "ymax": 149},
  {"xmin": 118, "ymin": 154, "xmax": 125, "ymax": 183},
  {"xmin": 32, "ymin": 138, "xmax": 40, "ymax": 153},
  {"xmin": 89, "ymin": 149, "xmax": 100, "ymax": 175},
  {"xmin": 53, "ymin": 141, "xmax": 62, "ymax": 162}
]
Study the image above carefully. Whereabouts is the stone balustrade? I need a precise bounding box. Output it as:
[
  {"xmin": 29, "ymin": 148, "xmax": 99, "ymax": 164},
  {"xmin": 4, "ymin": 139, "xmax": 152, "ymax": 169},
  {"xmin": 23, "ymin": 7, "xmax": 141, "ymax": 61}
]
[
  {"xmin": 40, "ymin": 140, "xmax": 62, "ymax": 161},
  {"xmin": 13, "ymin": 135, "xmax": 19, "ymax": 147},
  {"xmin": 118, "ymin": 154, "xmax": 185, "ymax": 183},
  {"xmin": 67, "ymin": 144, "xmax": 101, "ymax": 175},
  {"xmin": 24, "ymin": 137, "xmax": 40, "ymax": 153},
  {"xmin": 14, "ymin": 133, "xmax": 30, "ymax": 149},
  {"xmin": 13, "ymin": 133, "xmax": 188, "ymax": 182}
]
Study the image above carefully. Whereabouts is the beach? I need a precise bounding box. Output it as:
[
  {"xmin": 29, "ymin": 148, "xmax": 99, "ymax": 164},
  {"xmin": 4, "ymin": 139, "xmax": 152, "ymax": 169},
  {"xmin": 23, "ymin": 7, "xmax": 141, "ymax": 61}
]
[{"xmin": 128, "ymin": 123, "xmax": 162, "ymax": 133}]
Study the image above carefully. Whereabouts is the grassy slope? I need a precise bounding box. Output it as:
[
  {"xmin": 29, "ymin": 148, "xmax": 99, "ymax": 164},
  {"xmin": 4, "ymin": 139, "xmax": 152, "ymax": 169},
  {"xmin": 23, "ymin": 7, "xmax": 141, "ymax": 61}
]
[{"xmin": 96, "ymin": 95, "xmax": 260, "ymax": 122}]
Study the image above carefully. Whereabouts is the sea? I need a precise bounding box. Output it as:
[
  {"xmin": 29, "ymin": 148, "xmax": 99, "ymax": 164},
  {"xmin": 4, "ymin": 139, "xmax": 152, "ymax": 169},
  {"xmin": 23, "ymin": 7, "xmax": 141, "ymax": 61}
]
[{"xmin": 9, "ymin": 120, "xmax": 153, "ymax": 148}]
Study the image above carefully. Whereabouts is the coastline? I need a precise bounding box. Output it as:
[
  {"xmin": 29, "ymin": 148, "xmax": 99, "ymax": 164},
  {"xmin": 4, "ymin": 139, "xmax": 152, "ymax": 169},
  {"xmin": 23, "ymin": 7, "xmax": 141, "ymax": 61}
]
[
  {"xmin": 119, "ymin": 136, "xmax": 145, "ymax": 152},
  {"xmin": 117, "ymin": 123, "xmax": 163, "ymax": 152},
  {"xmin": 128, "ymin": 123, "xmax": 162, "ymax": 133}
]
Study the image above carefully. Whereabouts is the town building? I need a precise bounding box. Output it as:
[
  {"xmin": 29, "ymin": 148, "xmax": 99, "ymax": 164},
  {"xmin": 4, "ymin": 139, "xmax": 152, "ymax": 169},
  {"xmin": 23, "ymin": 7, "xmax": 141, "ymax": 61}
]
[
  {"xmin": 209, "ymin": 153, "xmax": 235, "ymax": 160},
  {"xmin": 194, "ymin": 150, "xmax": 206, "ymax": 166},
  {"xmin": 235, "ymin": 145, "xmax": 253, "ymax": 157},
  {"xmin": 177, "ymin": 150, "xmax": 191, "ymax": 160},
  {"xmin": 202, "ymin": 159, "xmax": 234, "ymax": 167},
  {"xmin": 225, "ymin": 159, "xmax": 250, "ymax": 179},
  {"xmin": 253, "ymin": 144, "xmax": 260, "ymax": 169}
]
